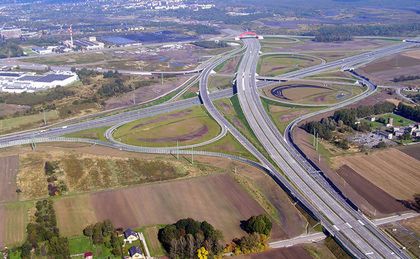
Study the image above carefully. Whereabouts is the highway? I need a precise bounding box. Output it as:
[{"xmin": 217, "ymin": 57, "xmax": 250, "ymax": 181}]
[
  {"xmin": 234, "ymin": 38, "xmax": 411, "ymax": 258},
  {"xmin": 269, "ymin": 212, "xmax": 419, "ymax": 249},
  {"xmin": 0, "ymin": 35, "xmax": 419, "ymax": 258}
]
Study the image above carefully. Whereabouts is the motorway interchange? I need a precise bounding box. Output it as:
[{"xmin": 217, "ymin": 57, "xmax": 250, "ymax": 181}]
[{"xmin": 1, "ymin": 36, "xmax": 419, "ymax": 258}]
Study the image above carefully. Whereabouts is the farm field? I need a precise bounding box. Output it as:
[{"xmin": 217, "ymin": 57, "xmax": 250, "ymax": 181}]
[
  {"xmin": 0, "ymin": 141, "xmax": 310, "ymax": 248},
  {"xmin": 292, "ymin": 127, "xmax": 408, "ymax": 217},
  {"xmin": 113, "ymin": 105, "xmax": 221, "ymax": 147},
  {"xmin": 332, "ymin": 148, "xmax": 420, "ymax": 200},
  {"xmin": 235, "ymin": 242, "xmax": 337, "ymax": 259},
  {"xmin": 0, "ymin": 156, "xmax": 19, "ymax": 203},
  {"xmin": 258, "ymin": 54, "xmax": 321, "ymax": 76},
  {"xmin": 358, "ymin": 49, "xmax": 420, "ymax": 86},
  {"xmin": 0, "ymin": 202, "xmax": 33, "ymax": 248},
  {"xmin": 260, "ymin": 38, "xmax": 396, "ymax": 55},
  {"xmin": 53, "ymin": 174, "xmax": 267, "ymax": 240},
  {"xmin": 261, "ymin": 81, "xmax": 365, "ymax": 105},
  {"xmin": 382, "ymin": 217, "xmax": 420, "ymax": 258},
  {"xmin": 399, "ymin": 144, "xmax": 420, "ymax": 160}
]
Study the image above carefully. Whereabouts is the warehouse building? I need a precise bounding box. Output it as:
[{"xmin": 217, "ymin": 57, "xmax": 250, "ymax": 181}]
[{"xmin": 0, "ymin": 71, "xmax": 78, "ymax": 93}]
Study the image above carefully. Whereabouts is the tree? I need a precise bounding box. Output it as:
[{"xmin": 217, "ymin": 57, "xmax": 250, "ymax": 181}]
[
  {"xmin": 83, "ymin": 224, "xmax": 94, "ymax": 238},
  {"xmin": 47, "ymin": 236, "xmax": 70, "ymax": 258},
  {"xmin": 197, "ymin": 247, "xmax": 209, "ymax": 259},
  {"xmin": 102, "ymin": 219, "xmax": 114, "ymax": 236},
  {"xmin": 92, "ymin": 223, "xmax": 104, "ymax": 244},
  {"xmin": 244, "ymin": 215, "xmax": 272, "ymax": 236}
]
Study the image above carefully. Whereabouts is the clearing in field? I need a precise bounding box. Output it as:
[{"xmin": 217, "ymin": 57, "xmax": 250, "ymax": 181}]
[
  {"xmin": 258, "ymin": 54, "xmax": 321, "ymax": 76},
  {"xmin": 332, "ymin": 148, "xmax": 420, "ymax": 200},
  {"xmin": 0, "ymin": 156, "xmax": 19, "ymax": 203},
  {"xmin": 113, "ymin": 105, "xmax": 221, "ymax": 147},
  {"xmin": 54, "ymin": 174, "xmax": 268, "ymax": 241},
  {"xmin": 261, "ymin": 81, "xmax": 365, "ymax": 105}
]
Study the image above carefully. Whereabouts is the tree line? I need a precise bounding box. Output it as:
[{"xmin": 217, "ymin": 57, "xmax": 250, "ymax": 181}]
[
  {"xmin": 397, "ymin": 103, "xmax": 420, "ymax": 122},
  {"xmin": 20, "ymin": 199, "xmax": 70, "ymax": 258},
  {"xmin": 0, "ymin": 41, "xmax": 24, "ymax": 58},
  {"xmin": 392, "ymin": 75, "xmax": 420, "ymax": 83},
  {"xmin": 307, "ymin": 23, "xmax": 420, "ymax": 42},
  {"xmin": 302, "ymin": 102, "xmax": 396, "ymax": 140},
  {"xmin": 193, "ymin": 41, "xmax": 228, "ymax": 49},
  {"xmin": 158, "ymin": 214, "xmax": 273, "ymax": 258}
]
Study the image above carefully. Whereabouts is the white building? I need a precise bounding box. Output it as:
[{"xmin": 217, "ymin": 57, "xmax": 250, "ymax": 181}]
[{"xmin": 0, "ymin": 71, "xmax": 79, "ymax": 93}]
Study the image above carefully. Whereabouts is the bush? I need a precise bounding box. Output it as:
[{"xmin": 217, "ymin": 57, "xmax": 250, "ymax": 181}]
[{"xmin": 243, "ymin": 214, "xmax": 272, "ymax": 236}]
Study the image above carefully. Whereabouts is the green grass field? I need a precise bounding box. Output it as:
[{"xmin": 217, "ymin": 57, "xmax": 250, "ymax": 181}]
[
  {"xmin": 208, "ymin": 74, "xmax": 234, "ymax": 92},
  {"xmin": 200, "ymin": 133, "xmax": 257, "ymax": 161},
  {"xmin": 214, "ymin": 96, "xmax": 271, "ymax": 161},
  {"xmin": 261, "ymin": 97, "xmax": 324, "ymax": 134},
  {"xmin": 364, "ymin": 113, "xmax": 415, "ymax": 130},
  {"xmin": 261, "ymin": 81, "xmax": 366, "ymax": 105},
  {"xmin": 64, "ymin": 126, "xmax": 109, "ymax": 141},
  {"xmin": 0, "ymin": 110, "xmax": 59, "ymax": 134},
  {"xmin": 68, "ymin": 236, "xmax": 116, "ymax": 258},
  {"xmin": 113, "ymin": 106, "xmax": 221, "ymax": 147},
  {"xmin": 258, "ymin": 54, "xmax": 321, "ymax": 76}
]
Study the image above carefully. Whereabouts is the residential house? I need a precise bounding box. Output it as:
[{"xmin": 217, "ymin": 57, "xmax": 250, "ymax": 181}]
[
  {"xmin": 128, "ymin": 246, "xmax": 144, "ymax": 259},
  {"xmin": 124, "ymin": 229, "xmax": 139, "ymax": 243}
]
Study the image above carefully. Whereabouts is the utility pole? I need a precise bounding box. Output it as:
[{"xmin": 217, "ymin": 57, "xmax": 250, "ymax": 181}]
[
  {"xmin": 132, "ymin": 92, "xmax": 136, "ymax": 105},
  {"xmin": 43, "ymin": 110, "xmax": 47, "ymax": 125},
  {"xmin": 176, "ymin": 140, "xmax": 179, "ymax": 160},
  {"xmin": 316, "ymin": 133, "xmax": 319, "ymax": 151},
  {"xmin": 191, "ymin": 146, "xmax": 194, "ymax": 164},
  {"xmin": 313, "ymin": 129, "xmax": 316, "ymax": 147},
  {"xmin": 161, "ymin": 73, "xmax": 164, "ymax": 85}
]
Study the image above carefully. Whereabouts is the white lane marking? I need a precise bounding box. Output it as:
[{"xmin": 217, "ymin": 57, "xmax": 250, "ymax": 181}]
[
  {"xmin": 346, "ymin": 222, "xmax": 353, "ymax": 229},
  {"xmin": 358, "ymin": 220, "xmax": 365, "ymax": 226},
  {"xmin": 333, "ymin": 225, "xmax": 340, "ymax": 231}
]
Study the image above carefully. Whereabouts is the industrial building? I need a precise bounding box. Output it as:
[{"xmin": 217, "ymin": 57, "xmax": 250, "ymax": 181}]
[{"xmin": 0, "ymin": 71, "xmax": 78, "ymax": 93}]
